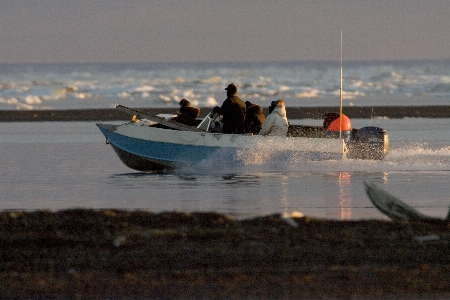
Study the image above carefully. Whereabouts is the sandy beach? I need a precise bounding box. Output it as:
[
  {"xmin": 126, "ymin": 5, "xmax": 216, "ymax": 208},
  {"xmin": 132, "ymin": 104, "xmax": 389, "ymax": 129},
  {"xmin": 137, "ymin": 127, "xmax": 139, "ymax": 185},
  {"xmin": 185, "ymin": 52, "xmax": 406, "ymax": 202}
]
[
  {"xmin": 1, "ymin": 105, "xmax": 450, "ymax": 122},
  {"xmin": 1, "ymin": 209, "xmax": 450, "ymax": 299}
]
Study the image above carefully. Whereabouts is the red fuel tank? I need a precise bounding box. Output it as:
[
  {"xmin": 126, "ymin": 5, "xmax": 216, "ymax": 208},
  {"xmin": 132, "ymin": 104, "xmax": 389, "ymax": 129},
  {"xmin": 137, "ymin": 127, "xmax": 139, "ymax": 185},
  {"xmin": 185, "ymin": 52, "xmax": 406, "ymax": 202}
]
[{"xmin": 323, "ymin": 113, "xmax": 352, "ymax": 131}]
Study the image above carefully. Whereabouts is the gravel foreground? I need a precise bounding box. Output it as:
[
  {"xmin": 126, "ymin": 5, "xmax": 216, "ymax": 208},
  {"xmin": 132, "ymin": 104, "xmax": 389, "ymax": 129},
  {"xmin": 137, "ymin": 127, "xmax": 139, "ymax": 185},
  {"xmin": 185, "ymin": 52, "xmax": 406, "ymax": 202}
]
[{"xmin": 1, "ymin": 209, "xmax": 450, "ymax": 299}]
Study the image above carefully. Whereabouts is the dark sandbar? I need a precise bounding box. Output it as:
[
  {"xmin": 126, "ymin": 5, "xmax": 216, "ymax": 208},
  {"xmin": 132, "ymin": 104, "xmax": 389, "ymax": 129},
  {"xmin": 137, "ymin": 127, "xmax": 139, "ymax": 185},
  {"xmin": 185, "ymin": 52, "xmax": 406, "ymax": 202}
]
[{"xmin": 1, "ymin": 105, "xmax": 450, "ymax": 122}]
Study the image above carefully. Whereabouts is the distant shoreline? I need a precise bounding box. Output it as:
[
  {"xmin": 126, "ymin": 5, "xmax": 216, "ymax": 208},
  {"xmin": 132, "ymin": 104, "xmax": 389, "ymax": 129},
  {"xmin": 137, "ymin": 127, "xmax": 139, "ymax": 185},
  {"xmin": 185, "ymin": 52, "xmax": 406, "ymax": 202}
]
[{"xmin": 1, "ymin": 105, "xmax": 450, "ymax": 122}]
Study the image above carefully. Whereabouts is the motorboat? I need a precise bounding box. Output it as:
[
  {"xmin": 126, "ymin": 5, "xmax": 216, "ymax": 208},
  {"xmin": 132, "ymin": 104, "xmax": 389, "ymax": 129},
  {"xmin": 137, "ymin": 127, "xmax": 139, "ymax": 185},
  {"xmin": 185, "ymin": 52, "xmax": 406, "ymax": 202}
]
[{"xmin": 96, "ymin": 105, "xmax": 389, "ymax": 171}]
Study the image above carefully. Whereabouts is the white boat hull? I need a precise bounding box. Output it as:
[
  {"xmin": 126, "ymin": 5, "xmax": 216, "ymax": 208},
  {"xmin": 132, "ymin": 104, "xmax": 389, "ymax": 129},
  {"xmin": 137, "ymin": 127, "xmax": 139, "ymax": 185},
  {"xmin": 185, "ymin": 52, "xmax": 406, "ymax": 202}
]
[{"xmin": 97, "ymin": 122, "xmax": 347, "ymax": 171}]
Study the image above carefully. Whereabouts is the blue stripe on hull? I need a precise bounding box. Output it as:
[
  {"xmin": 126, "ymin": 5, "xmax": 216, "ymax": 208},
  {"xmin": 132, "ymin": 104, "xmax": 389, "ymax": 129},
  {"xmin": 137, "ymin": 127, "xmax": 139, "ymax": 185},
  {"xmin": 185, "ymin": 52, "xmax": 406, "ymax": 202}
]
[{"xmin": 98, "ymin": 125, "xmax": 222, "ymax": 166}]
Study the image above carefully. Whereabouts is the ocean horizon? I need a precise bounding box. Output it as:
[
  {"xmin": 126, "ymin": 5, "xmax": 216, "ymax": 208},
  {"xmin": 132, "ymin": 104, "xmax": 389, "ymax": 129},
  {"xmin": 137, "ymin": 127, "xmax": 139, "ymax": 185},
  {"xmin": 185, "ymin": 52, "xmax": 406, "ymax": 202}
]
[{"xmin": 1, "ymin": 60, "xmax": 449, "ymax": 111}]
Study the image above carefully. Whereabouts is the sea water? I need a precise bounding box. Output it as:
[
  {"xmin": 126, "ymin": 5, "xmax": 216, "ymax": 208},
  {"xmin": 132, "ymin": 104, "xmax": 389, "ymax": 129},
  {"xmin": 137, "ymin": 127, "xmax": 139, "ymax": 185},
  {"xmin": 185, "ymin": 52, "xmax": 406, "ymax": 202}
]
[
  {"xmin": 1, "ymin": 60, "xmax": 450, "ymax": 110},
  {"xmin": 1, "ymin": 118, "xmax": 449, "ymax": 221},
  {"xmin": 0, "ymin": 61, "xmax": 449, "ymax": 220}
]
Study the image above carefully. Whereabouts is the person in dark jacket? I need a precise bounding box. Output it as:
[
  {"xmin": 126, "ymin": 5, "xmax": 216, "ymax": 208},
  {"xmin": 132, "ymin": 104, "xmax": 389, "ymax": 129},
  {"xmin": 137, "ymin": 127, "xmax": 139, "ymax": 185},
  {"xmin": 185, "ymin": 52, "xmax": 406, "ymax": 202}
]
[
  {"xmin": 212, "ymin": 83, "xmax": 246, "ymax": 134},
  {"xmin": 244, "ymin": 101, "xmax": 265, "ymax": 134},
  {"xmin": 175, "ymin": 99, "xmax": 200, "ymax": 126}
]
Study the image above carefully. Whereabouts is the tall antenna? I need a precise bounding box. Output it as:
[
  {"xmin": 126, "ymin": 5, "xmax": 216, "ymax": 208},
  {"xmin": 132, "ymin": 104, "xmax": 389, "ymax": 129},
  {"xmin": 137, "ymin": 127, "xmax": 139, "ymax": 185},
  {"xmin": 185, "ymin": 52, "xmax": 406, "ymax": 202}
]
[
  {"xmin": 339, "ymin": 30, "xmax": 343, "ymax": 140},
  {"xmin": 339, "ymin": 31, "xmax": 347, "ymax": 159}
]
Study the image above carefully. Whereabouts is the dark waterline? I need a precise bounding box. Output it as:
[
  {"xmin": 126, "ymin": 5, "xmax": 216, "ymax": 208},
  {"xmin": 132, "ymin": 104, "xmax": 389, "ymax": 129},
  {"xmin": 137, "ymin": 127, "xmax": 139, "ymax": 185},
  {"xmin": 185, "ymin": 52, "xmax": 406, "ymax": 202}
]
[{"xmin": 2, "ymin": 105, "xmax": 450, "ymax": 122}]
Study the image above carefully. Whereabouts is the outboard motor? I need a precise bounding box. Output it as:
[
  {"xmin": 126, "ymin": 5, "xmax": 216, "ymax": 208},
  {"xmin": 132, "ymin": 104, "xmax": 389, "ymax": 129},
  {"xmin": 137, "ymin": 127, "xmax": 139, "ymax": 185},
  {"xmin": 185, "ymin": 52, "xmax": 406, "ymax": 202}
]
[
  {"xmin": 347, "ymin": 126, "xmax": 389, "ymax": 160},
  {"xmin": 323, "ymin": 113, "xmax": 352, "ymax": 143},
  {"xmin": 323, "ymin": 112, "xmax": 389, "ymax": 160}
]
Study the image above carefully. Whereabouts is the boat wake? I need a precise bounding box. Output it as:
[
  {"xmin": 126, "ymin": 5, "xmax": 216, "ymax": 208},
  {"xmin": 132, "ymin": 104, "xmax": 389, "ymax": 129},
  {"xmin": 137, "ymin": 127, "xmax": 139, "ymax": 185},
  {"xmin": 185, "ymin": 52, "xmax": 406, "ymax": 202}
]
[
  {"xmin": 382, "ymin": 145, "xmax": 450, "ymax": 171},
  {"xmin": 173, "ymin": 144, "xmax": 450, "ymax": 175}
]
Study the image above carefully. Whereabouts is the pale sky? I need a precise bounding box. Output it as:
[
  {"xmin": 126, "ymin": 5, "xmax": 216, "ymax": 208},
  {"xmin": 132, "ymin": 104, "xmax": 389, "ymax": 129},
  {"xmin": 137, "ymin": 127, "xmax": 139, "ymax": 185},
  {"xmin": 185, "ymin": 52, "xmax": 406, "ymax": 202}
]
[{"xmin": 1, "ymin": 0, "xmax": 449, "ymax": 63}]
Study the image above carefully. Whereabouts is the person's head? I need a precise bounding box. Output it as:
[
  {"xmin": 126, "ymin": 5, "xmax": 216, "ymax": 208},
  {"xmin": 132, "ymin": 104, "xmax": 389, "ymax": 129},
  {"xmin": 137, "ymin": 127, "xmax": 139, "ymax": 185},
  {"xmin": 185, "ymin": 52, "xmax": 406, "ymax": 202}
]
[
  {"xmin": 225, "ymin": 83, "xmax": 237, "ymax": 96},
  {"xmin": 274, "ymin": 99, "xmax": 285, "ymax": 106},
  {"xmin": 179, "ymin": 99, "xmax": 190, "ymax": 107},
  {"xmin": 269, "ymin": 99, "xmax": 285, "ymax": 113}
]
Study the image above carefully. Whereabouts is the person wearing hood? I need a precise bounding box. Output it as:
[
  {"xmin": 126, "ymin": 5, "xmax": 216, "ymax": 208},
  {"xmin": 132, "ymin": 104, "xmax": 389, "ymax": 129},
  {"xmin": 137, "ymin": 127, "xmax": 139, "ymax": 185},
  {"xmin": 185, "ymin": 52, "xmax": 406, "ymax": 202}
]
[
  {"xmin": 244, "ymin": 101, "xmax": 265, "ymax": 134},
  {"xmin": 176, "ymin": 99, "xmax": 200, "ymax": 126},
  {"xmin": 259, "ymin": 99, "xmax": 289, "ymax": 136},
  {"xmin": 212, "ymin": 83, "xmax": 246, "ymax": 134}
]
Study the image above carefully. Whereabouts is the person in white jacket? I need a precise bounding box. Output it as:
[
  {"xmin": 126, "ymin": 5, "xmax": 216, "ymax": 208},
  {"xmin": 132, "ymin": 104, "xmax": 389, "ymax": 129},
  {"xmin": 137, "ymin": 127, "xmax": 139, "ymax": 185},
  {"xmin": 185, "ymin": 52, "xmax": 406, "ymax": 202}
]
[{"xmin": 259, "ymin": 99, "xmax": 289, "ymax": 136}]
